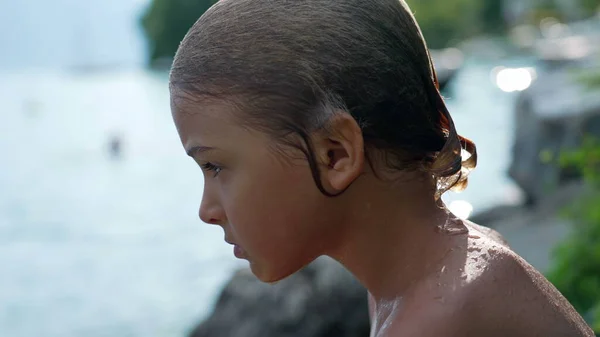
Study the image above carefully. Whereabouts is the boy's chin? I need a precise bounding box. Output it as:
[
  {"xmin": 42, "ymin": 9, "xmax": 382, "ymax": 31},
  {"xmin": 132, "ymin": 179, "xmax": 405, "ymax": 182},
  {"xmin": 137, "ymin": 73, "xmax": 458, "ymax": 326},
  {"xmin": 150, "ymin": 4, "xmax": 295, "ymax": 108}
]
[{"xmin": 249, "ymin": 259, "xmax": 313, "ymax": 284}]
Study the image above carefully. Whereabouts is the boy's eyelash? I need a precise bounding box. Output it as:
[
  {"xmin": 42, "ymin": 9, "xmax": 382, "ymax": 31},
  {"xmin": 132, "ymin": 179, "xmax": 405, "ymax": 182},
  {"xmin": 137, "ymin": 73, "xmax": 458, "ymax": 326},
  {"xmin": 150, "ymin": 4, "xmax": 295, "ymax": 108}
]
[{"xmin": 200, "ymin": 162, "xmax": 222, "ymax": 177}]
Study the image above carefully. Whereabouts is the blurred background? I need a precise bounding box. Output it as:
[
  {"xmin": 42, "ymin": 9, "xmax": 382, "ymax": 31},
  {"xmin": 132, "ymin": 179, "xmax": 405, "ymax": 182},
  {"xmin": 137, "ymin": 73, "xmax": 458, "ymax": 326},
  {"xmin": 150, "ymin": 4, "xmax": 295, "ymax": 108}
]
[{"xmin": 1, "ymin": 0, "xmax": 599, "ymax": 336}]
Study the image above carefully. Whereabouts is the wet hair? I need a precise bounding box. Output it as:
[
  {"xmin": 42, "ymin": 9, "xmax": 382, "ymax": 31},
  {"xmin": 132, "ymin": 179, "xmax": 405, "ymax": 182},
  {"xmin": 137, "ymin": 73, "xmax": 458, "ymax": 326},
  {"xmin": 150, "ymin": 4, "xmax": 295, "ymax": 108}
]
[{"xmin": 169, "ymin": 0, "xmax": 477, "ymax": 199}]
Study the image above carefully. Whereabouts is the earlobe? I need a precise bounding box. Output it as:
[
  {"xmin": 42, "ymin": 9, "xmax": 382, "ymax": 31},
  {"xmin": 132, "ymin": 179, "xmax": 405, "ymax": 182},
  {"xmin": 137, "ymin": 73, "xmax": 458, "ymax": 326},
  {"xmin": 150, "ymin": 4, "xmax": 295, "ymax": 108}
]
[{"xmin": 316, "ymin": 112, "xmax": 365, "ymax": 192}]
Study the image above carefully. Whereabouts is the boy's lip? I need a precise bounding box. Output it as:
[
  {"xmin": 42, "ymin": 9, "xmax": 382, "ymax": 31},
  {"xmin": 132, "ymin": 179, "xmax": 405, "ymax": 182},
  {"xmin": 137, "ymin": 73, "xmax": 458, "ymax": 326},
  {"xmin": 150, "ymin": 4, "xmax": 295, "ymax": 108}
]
[
  {"xmin": 225, "ymin": 237, "xmax": 245, "ymax": 258},
  {"xmin": 233, "ymin": 244, "xmax": 244, "ymax": 258}
]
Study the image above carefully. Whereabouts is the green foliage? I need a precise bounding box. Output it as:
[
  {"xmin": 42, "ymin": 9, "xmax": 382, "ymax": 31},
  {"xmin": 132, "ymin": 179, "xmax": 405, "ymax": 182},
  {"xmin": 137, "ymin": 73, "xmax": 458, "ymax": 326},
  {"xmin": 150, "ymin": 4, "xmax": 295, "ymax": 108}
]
[
  {"xmin": 524, "ymin": 0, "xmax": 598, "ymax": 25},
  {"xmin": 581, "ymin": 0, "xmax": 600, "ymax": 17},
  {"xmin": 406, "ymin": 0, "xmax": 505, "ymax": 48},
  {"xmin": 578, "ymin": 70, "xmax": 600, "ymax": 91},
  {"xmin": 480, "ymin": 0, "xmax": 507, "ymax": 34},
  {"xmin": 547, "ymin": 137, "xmax": 600, "ymax": 331},
  {"xmin": 529, "ymin": 0, "xmax": 565, "ymax": 23},
  {"xmin": 406, "ymin": 0, "xmax": 481, "ymax": 48},
  {"xmin": 141, "ymin": 0, "xmax": 218, "ymax": 64},
  {"xmin": 594, "ymin": 305, "xmax": 600, "ymax": 332}
]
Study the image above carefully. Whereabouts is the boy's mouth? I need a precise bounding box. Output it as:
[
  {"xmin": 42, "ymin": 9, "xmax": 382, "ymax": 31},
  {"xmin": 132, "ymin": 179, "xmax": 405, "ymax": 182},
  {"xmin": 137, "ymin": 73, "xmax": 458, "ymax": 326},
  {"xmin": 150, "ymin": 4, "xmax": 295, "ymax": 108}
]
[{"xmin": 233, "ymin": 244, "xmax": 244, "ymax": 259}]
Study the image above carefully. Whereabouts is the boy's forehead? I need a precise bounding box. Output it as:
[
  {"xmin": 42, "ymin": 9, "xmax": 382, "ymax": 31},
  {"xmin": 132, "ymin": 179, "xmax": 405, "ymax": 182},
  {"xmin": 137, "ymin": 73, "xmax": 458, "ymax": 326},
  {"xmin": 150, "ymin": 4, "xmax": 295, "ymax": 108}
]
[
  {"xmin": 175, "ymin": 108, "xmax": 234, "ymax": 154},
  {"xmin": 171, "ymin": 90, "xmax": 236, "ymax": 120},
  {"xmin": 170, "ymin": 87, "xmax": 210, "ymax": 113}
]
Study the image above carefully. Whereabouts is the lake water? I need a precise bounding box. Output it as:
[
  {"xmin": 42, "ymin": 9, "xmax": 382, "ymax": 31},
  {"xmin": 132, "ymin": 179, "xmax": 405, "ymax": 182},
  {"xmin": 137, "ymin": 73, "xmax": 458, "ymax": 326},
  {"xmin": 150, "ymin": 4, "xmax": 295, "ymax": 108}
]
[
  {"xmin": 0, "ymin": 69, "xmax": 247, "ymax": 337},
  {"xmin": 0, "ymin": 1, "xmax": 528, "ymax": 336}
]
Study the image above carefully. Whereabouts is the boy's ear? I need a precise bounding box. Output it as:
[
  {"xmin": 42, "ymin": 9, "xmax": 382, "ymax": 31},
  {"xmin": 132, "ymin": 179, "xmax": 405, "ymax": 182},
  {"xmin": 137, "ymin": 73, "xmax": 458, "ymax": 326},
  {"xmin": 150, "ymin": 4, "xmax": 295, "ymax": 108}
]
[{"xmin": 312, "ymin": 112, "xmax": 365, "ymax": 192}]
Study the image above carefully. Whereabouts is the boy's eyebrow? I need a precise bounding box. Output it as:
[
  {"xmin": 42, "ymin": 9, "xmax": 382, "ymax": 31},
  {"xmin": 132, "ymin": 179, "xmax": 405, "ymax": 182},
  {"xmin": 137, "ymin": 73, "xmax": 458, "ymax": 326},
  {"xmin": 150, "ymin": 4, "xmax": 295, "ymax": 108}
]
[{"xmin": 186, "ymin": 146, "xmax": 215, "ymax": 157}]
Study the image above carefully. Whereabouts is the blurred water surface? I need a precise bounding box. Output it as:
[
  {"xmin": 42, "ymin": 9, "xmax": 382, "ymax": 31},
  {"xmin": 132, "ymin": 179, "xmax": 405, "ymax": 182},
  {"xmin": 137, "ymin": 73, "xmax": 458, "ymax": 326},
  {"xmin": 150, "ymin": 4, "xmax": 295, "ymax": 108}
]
[{"xmin": 0, "ymin": 69, "xmax": 246, "ymax": 337}]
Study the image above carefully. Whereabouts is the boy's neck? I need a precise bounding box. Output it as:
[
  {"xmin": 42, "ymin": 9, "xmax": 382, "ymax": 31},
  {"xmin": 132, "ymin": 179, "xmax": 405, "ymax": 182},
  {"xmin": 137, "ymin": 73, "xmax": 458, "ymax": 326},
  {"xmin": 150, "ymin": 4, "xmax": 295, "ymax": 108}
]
[{"xmin": 326, "ymin": 174, "xmax": 461, "ymax": 300}]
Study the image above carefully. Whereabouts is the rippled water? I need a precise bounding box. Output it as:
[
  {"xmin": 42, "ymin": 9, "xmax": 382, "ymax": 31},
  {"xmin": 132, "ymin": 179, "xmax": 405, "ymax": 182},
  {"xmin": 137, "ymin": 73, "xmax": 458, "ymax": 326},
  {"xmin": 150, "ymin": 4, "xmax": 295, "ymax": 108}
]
[{"xmin": 0, "ymin": 70, "xmax": 246, "ymax": 337}]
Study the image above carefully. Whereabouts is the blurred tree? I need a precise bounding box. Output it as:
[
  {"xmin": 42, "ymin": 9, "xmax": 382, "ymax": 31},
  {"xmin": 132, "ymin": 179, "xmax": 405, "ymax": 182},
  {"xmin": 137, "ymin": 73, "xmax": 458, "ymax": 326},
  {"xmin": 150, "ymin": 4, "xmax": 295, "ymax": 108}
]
[
  {"xmin": 546, "ymin": 57, "xmax": 600, "ymax": 332},
  {"xmin": 526, "ymin": 0, "xmax": 598, "ymax": 24},
  {"xmin": 580, "ymin": 0, "xmax": 600, "ymax": 17},
  {"xmin": 406, "ymin": 0, "xmax": 483, "ymax": 48},
  {"xmin": 529, "ymin": 0, "xmax": 565, "ymax": 23},
  {"xmin": 405, "ymin": 0, "xmax": 508, "ymax": 49},
  {"xmin": 480, "ymin": 0, "xmax": 507, "ymax": 34},
  {"xmin": 141, "ymin": 0, "xmax": 218, "ymax": 65},
  {"xmin": 547, "ymin": 136, "xmax": 600, "ymax": 332}
]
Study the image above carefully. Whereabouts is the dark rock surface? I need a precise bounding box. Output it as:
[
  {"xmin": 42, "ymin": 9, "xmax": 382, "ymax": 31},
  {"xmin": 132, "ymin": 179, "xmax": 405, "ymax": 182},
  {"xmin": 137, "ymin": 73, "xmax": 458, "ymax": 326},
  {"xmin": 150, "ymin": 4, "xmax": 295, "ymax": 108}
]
[{"xmin": 189, "ymin": 257, "xmax": 370, "ymax": 337}]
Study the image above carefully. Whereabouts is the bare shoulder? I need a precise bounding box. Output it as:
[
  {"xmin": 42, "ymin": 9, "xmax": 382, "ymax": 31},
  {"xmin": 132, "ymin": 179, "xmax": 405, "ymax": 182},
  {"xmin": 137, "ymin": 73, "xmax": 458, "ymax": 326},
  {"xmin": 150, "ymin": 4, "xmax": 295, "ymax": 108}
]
[
  {"xmin": 456, "ymin": 238, "xmax": 594, "ymax": 336},
  {"xmin": 388, "ymin": 234, "xmax": 593, "ymax": 337},
  {"xmin": 463, "ymin": 219, "xmax": 509, "ymax": 246}
]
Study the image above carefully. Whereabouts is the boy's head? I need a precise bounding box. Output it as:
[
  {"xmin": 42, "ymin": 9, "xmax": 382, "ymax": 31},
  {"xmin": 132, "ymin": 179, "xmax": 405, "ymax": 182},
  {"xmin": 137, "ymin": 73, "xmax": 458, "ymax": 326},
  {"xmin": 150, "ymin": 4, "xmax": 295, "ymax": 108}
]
[{"xmin": 169, "ymin": 0, "xmax": 476, "ymax": 282}]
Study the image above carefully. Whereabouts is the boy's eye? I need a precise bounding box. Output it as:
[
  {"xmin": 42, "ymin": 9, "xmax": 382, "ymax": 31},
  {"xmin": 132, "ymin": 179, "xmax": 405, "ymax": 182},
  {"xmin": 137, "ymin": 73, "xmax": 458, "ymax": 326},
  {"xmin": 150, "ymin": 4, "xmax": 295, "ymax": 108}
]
[{"xmin": 200, "ymin": 162, "xmax": 223, "ymax": 177}]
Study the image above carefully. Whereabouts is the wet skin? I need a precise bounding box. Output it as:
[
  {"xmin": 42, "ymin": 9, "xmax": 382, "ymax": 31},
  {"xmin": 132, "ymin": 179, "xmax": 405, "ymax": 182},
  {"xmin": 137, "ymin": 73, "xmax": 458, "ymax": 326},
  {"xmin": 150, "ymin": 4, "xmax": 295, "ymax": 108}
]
[{"xmin": 368, "ymin": 221, "xmax": 594, "ymax": 337}]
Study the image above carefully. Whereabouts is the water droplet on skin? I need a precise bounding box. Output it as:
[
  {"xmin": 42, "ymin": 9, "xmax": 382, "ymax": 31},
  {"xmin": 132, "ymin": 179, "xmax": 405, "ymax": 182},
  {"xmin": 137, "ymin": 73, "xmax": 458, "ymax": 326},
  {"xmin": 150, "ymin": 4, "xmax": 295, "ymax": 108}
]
[
  {"xmin": 436, "ymin": 225, "xmax": 469, "ymax": 235},
  {"xmin": 435, "ymin": 217, "xmax": 468, "ymax": 235},
  {"xmin": 440, "ymin": 265, "xmax": 447, "ymax": 273}
]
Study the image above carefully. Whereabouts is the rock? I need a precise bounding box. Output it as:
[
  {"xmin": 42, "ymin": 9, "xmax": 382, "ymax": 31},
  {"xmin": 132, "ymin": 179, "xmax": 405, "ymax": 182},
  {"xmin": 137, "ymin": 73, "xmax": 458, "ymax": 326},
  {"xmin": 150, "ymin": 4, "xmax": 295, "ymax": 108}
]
[
  {"xmin": 189, "ymin": 257, "xmax": 370, "ymax": 337},
  {"xmin": 508, "ymin": 51, "xmax": 600, "ymax": 204}
]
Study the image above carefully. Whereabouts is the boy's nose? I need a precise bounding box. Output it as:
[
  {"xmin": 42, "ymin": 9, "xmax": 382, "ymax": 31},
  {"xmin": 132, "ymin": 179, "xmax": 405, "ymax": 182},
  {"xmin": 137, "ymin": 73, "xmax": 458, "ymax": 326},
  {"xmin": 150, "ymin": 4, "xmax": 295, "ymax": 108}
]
[{"xmin": 199, "ymin": 195, "xmax": 224, "ymax": 226}]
